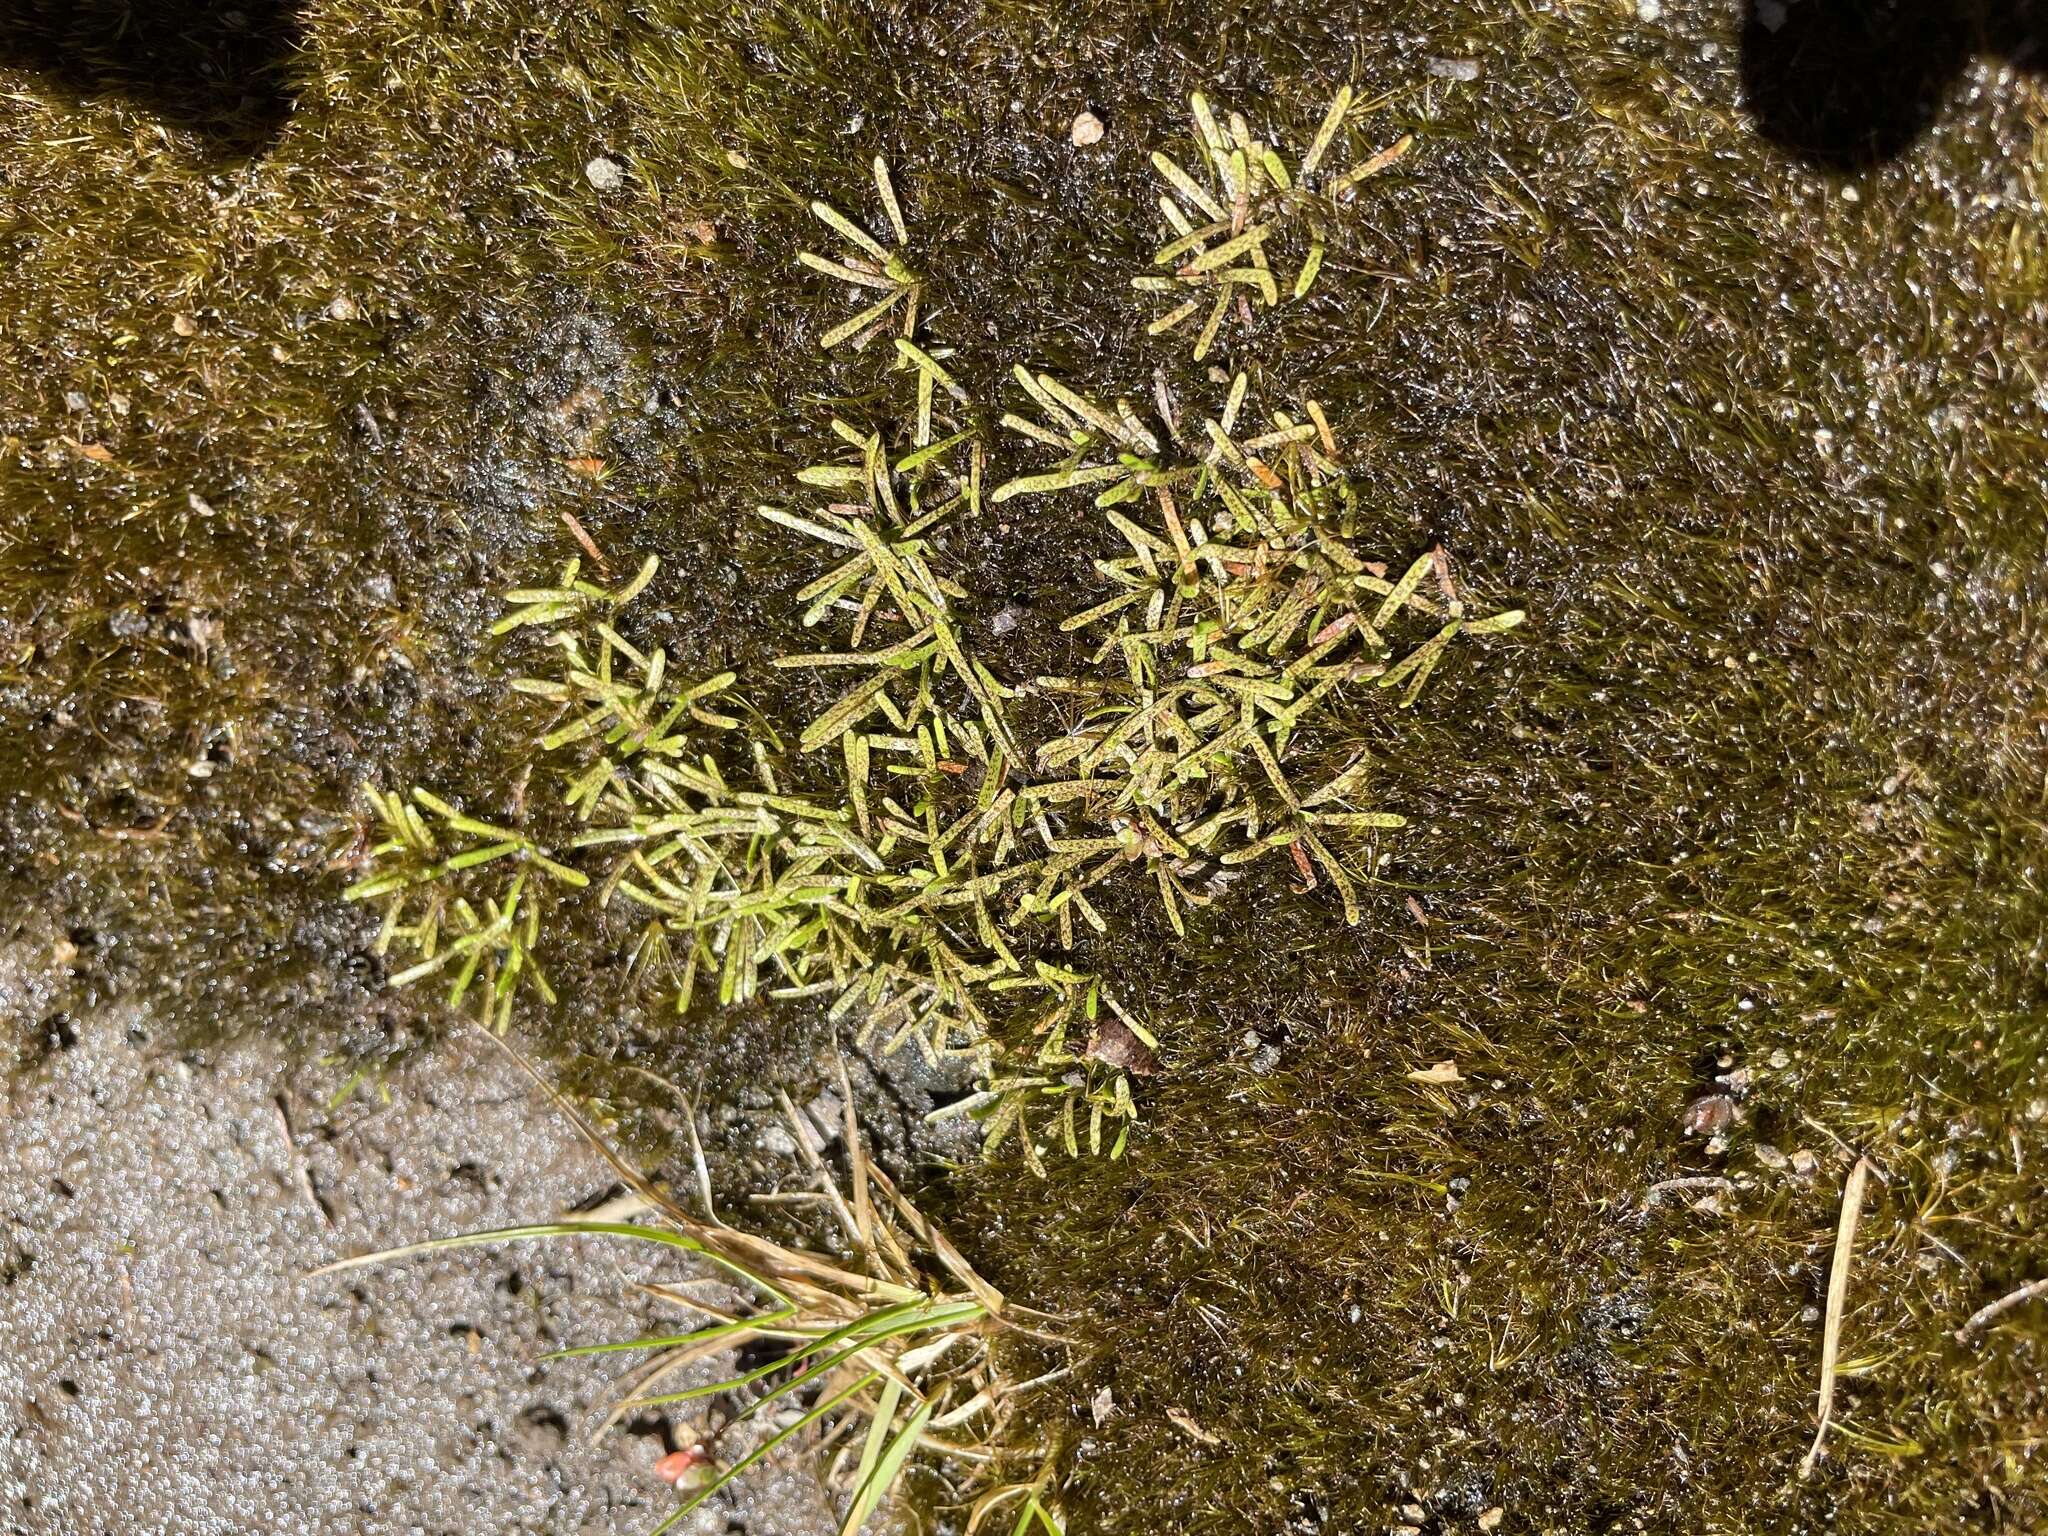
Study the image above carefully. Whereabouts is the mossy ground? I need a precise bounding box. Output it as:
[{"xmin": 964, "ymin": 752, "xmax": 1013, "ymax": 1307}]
[{"xmin": 3, "ymin": 2, "xmax": 2046, "ymax": 1532}]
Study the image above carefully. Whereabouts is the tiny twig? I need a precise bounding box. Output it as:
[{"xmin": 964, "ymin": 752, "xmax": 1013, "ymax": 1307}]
[
  {"xmin": 1956, "ymin": 1277, "xmax": 2048, "ymax": 1343},
  {"xmin": 1006, "ymin": 1363, "xmax": 1074, "ymax": 1397},
  {"xmin": 1799, "ymin": 1155, "xmax": 1872, "ymax": 1480},
  {"xmin": 618, "ymin": 1062, "xmax": 723, "ymax": 1227},
  {"xmin": 272, "ymin": 1094, "xmax": 330, "ymax": 1226}
]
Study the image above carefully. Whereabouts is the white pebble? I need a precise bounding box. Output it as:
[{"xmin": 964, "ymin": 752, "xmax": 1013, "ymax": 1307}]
[{"xmin": 584, "ymin": 155, "xmax": 625, "ymax": 192}]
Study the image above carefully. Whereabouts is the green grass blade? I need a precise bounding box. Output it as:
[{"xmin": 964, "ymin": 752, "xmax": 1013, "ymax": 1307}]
[
  {"xmin": 841, "ymin": 1394, "xmax": 935, "ymax": 1536},
  {"xmin": 841, "ymin": 1377, "xmax": 906, "ymax": 1536},
  {"xmin": 541, "ymin": 1306, "xmax": 800, "ymax": 1361},
  {"xmin": 656, "ymin": 1372, "xmax": 881, "ymax": 1532},
  {"xmin": 306, "ymin": 1221, "xmax": 709, "ymax": 1278}
]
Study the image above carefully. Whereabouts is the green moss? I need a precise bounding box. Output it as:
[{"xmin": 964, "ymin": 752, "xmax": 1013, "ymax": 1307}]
[{"xmin": 4, "ymin": 1, "xmax": 2047, "ymax": 1532}]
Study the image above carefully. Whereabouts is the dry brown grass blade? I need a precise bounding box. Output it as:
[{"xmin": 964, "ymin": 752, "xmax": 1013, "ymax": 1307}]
[
  {"xmin": 1799, "ymin": 1155, "xmax": 1873, "ymax": 1480},
  {"xmin": 778, "ymin": 1086, "xmax": 868, "ymax": 1252},
  {"xmin": 832, "ymin": 1051, "xmax": 923, "ymax": 1283},
  {"xmin": 585, "ymin": 1327, "xmax": 776, "ymax": 1444},
  {"xmin": 484, "ymin": 1025, "xmax": 919, "ymax": 1305},
  {"xmin": 710, "ymin": 1223, "xmax": 917, "ymax": 1304},
  {"xmin": 864, "ymin": 1159, "xmax": 1007, "ymax": 1315},
  {"xmin": 620, "ymin": 1061, "xmax": 724, "ymax": 1224},
  {"xmin": 634, "ymin": 1280, "xmax": 749, "ymax": 1324},
  {"xmin": 837, "ymin": 1051, "xmax": 881, "ymax": 1260},
  {"xmin": 477, "ymin": 1023, "xmax": 699, "ymax": 1230}
]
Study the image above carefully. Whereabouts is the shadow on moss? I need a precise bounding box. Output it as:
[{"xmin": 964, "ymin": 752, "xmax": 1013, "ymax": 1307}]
[
  {"xmin": 0, "ymin": 0, "xmax": 304, "ymax": 156},
  {"xmin": 1739, "ymin": 0, "xmax": 2047, "ymax": 169}
]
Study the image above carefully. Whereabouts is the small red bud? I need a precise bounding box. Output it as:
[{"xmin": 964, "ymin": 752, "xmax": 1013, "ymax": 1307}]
[{"xmin": 654, "ymin": 1447, "xmax": 707, "ymax": 1486}]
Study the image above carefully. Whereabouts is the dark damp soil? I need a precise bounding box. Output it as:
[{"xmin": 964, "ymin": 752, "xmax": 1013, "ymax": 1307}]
[{"xmin": 4, "ymin": 1, "xmax": 2048, "ymax": 1533}]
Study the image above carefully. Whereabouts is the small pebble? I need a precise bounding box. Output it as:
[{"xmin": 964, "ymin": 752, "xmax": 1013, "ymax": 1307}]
[
  {"xmin": 1683, "ymin": 1093, "xmax": 1736, "ymax": 1137},
  {"xmin": 1637, "ymin": 0, "xmax": 1662, "ymax": 19},
  {"xmin": 1425, "ymin": 57, "xmax": 1482, "ymax": 82},
  {"xmin": 803, "ymin": 1087, "xmax": 844, "ymax": 1140},
  {"xmin": 1245, "ymin": 1036, "xmax": 1281, "ymax": 1075},
  {"xmin": 1755, "ymin": 1143, "xmax": 1789, "ymax": 1170},
  {"xmin": 63, "ymin": 391, "xmax": 89, "ymax": 412},
  {"xmin": 1790, "ymin": 1148, "xmax": 1819, "ymax": 1177},
  {"xmin": 1478, "ymin": 1510, "xmax": 1505, "ymax": 1533},
  {"xmin": 1070, "ymin": 110, "xmax": 1105, "ymax": 147},
  {"xmin": 584, "ymin": 155, "xmax": 626, "ymax": 192},
  {"xmin": 625, "ymin": 1423, "xmax": 669, "ymax": 1473}
]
